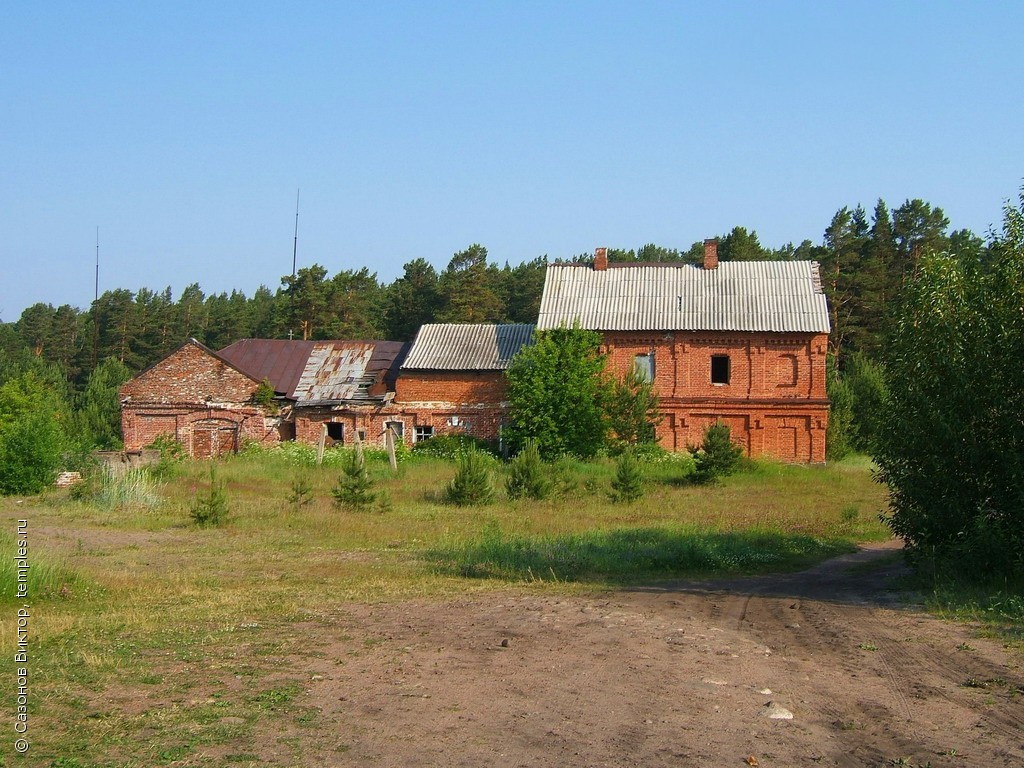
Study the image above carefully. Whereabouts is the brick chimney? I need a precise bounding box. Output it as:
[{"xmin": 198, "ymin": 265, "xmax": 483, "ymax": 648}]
[
  {"xmin": 594, "ymin": 247, "xmax": 608, "ymax": 271},
  {"xmin": 703, "ymin": 238, "xmax": 719, "ymax": 270}
]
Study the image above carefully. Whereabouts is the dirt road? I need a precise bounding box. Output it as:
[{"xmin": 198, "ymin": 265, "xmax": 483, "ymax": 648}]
[{"xmin": 224, "ymin": 540, "xmax": 1024, "ymax": 767}]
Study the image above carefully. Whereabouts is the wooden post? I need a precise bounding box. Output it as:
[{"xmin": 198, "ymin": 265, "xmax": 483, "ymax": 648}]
[
  {"xmin": 316, "ymin": 423, "xmax": 327, "ymax": 465},
  {"xmin": 386, "ymin": 426, "xmax": 398, "ymax": 471}
]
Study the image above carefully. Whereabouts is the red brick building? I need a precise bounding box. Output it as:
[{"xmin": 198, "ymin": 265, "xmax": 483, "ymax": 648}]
[
  {"xmin": 119, "ymin": 328, "xmax": 533, "ymax": 457},
  {"xmin": 536, "ymin": 243, "xmax": 831, "ymax": 462},
  {"xmin": 393, "ymin": 323, "xmax": 534, "ymax": 444},
  {"xmin": 120, "ymin": 339, "xmax": 287, "ymax": 457},
  {"xmin": 121, "ymin": 242, "xmax": 829, "ymax": 462}
]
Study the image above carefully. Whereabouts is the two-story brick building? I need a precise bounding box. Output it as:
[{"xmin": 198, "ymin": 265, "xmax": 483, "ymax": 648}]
[{"xmin": 536, "ymin": 242, "xmax": 831, "ymax": 462}]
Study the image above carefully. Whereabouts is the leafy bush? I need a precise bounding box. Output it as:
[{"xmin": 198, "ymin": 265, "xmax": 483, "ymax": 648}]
[
  {"xmin": 690, "ymin": 421, "xmax": 743, "ymax": 485},
  {"xmin": 412, "ymin": 433, "xmax": 497, "ymax": 460},
  {"xmin": 0, "ymin": 371, "xmax": 71, "ymax": 495},
  {"xmin": 332, "ymin": 450, "xmax": 376, "ymax": 510},
  {"xmin": 146, "ymin": 434, "xmax": 186, "ymax": 480},
  {"xmin": 875, "ymin": 191, "xmax": 1024, "ymax": 578},
  {"xmin": 825, "ymin": 355, "xmax": 855, "ymax": 461},
  {"xmin": 505, "ymin": 440, "xmax": 552, "ymax": 500},
  {"xmin": 190, "ymin": 466, "xmax": 229, "ymax": 526},
  {"xmin": 444, "ymin": 447, "xmax": 495, "ymax": 506},
  {"xmin": 610, "ymin": 449, "xmax": 644, "ymax": 503}
]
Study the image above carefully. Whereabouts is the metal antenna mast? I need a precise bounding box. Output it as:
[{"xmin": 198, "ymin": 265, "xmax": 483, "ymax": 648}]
[
  {"xmin": 291, "ymin": 189, "xmax": 300, "ymax": 277},
  {"xmin": 95, "ymin": 226, "xmax": 100, "ymax": 302}
]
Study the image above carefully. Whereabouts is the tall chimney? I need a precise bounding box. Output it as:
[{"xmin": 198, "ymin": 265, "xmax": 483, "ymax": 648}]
[
  {"xmin": 703, "ymin": 238, "xmax": 719, "ymax": 270},
  {"xmin": 594, "ymin": 247, "xmax": 608, "ymax": 271}
]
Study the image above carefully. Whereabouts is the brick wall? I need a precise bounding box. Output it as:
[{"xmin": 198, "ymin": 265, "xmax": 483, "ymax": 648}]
[
  {"xmin": 122, "ymin": 404, "xmax": 284, "ymax": 456},
  {"xmin": 603, "ymin": 331, "xmax": 829, "ymax": 463},
  {"xmin": 395, "ymin": 371, "xmax": 508, "ymax": 405},
  {"xmin": 294, "ymin": 402, "xmax": 506, "ymax": 448},
  {"xmin": 120, "ymin": 341, "xmax": 281, "ymax": 457}
]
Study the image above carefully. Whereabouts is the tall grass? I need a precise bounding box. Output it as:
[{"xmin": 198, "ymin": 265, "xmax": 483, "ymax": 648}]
[
  {"xmin": 95, "ymin": 465, "xmax": 162, "ymax": 509},
  {"xmin": 427, "ymin": 523, "xmax": 852, "ymax": 583},
  {"xmin": 0, "ymin": 531, "xmax": 83, "ymax": 604}
]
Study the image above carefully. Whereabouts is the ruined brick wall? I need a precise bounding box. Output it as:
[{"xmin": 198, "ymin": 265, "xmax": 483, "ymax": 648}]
[
  {"xmin": 294, "ymin": 402, "xmax": 505, "ymax": 448},
  {"xmin": 120, "ymin": 341, "xmax": 281, "ymax": 456},
  {"xmin": 603, "ymin": 331, "xmax": 829, "ymax": 462},
  {"xmin": 395, "ymin": 371, "xmax": 508, "ymax": 405},
  {"xmin": 122, "ymin": 404, "xmax": 284, "ymax": 456},
  {"xmin": 121, "ymin": 341, "xmax": 261, "ymax": 404}
]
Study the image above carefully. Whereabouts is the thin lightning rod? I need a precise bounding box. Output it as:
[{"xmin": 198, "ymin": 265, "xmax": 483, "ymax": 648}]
[
  {"xmin": 291, "ymin": 189, "xmax": 300, "ymax": 277},
  {"xmin": 95, "ymin": 226, "xmax": 100, "ymax": 302}
]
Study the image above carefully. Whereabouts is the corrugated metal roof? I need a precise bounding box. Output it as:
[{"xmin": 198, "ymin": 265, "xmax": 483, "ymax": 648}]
[
  {"xmin": 536, "ymin": 261, "xmax": 831, "ymax": 333},
  {"xmin": 402, "ymin": 324, "xmax": 535, "ymax": 370},
  {"xmin": 218, "ymin": 339, "xmax": 410, "ymax": 402}
]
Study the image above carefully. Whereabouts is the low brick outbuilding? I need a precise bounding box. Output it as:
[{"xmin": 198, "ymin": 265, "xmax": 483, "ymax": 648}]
[
  {"xmin": 119, "ymin": 339, "xmax": 286, "ymax": 458},
  {"xmin": 392, "ymin": 323, "xmax": 534, "ymax": 444}
]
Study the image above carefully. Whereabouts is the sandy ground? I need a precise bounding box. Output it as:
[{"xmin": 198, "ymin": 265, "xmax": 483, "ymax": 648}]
[{"xmin": 164, "ymin": 540, "xmax": 1024, "ymax": 767}]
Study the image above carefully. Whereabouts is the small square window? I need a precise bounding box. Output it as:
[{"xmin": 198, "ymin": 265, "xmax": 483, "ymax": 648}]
[
  {"xmin": 415, "ymin": 425, "xmax": 434, "ymax": 443},
  {"xmin": 384, "ymin": 420, "xmax": 404, "ymax": 439},
  {"xmin": 326, "ymin": 422, "xmax": 344, "ymax": 442},
  {"xmin": 633, "ymin": 354, "xmax": 654, "ymax": 383},
  {"xmin": 711, "ymin": 355, "xmax": 730, "ymax": 385}
]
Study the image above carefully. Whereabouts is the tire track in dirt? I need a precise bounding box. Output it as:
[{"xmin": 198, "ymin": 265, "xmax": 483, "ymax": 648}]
[
  {"xmin": 635, "ymin": 540, "xmax": 1024, "ymax": 766},
  {"xmin": 133, "ymin": 540, "xmax": 1024, "ymax": 767}
]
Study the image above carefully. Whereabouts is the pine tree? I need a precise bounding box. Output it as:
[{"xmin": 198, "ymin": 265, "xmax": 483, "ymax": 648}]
[
  {"xmin": 332, "ymin": 450, "xmax": 376, "ymax": 510},
  {"xmin": 610, "ymin": 449, "xmax": 644, "ymax": 503},
  {"xmin": 505, "ymin": 440, "xmax": 552, "ymax": 500},
  {"xmin": 690, "ymin": 421, "xmax": 743, "ymax": 484},
  {"xmin": 444, "ymin": 447, "xmax": 494, "ymax": 505}
]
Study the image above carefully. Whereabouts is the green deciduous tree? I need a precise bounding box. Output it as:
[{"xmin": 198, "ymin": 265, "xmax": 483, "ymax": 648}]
[
  {"xmin": 504, "ymin": 326, "xmax": 609, "ymax": 459},
  {"xmin": 0, "ymin": 370, "xmax": 71, "ymax": 495},
  {"xmin": 875, "ymin": 190, "xmax": 1024, "ymax": 577}
]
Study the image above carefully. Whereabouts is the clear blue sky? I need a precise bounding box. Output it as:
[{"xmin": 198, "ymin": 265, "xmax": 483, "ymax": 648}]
[{"xmin": 1, "ymin": 1, "xmax": 1021, "ymax": 321}]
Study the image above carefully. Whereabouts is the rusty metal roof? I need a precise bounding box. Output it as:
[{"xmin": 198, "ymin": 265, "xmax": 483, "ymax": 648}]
[
  {"xmin": 536, "ymin": 261, "xmax": 831, "ymax": 333},
  {"xmin": 402, "ymin": 324, "xmax": 535, "ymax": 370},
  {"xmin": 217, "ymin": 339, "xmax": 409, "ymax": 403},
  {"xmin": 217, "ymin": 339, "xmax": 316, "ymax": 398}
]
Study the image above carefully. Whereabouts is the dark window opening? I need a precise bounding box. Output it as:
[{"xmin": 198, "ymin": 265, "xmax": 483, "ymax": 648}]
[
  {"xmin": 711, "ymin": 355, "xmax": 730, "ymax": 385},
  {"xmin": 633, "ymin": 353, "xmax": 654, "ymax": 383},
  {"xmin": 415, "ymin": 425, "xmax": 434, "ymax": 443},
  {"xmin": 326, "ymin": 423, "xmax": 345, "ymax": 442}
]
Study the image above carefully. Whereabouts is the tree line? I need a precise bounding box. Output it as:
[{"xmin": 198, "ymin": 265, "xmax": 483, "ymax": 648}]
[{"xmin": 0, "ymin": 197, "xmax": 989, "ymax": 396}]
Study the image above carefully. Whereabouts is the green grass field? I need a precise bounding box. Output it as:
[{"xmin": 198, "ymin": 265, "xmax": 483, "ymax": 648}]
[{"xmin": 0, "ymin": 450, "xmax": 891, "ymax": 766}]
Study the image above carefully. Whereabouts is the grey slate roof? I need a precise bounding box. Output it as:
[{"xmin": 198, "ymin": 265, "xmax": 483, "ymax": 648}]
[
  {"xmin": 536, "ymin": 261, "xmax": 831, "ymax": 333},
  {"xmin": 402, "ymin": 324, "xmax": 535, "ymax": 371}
]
